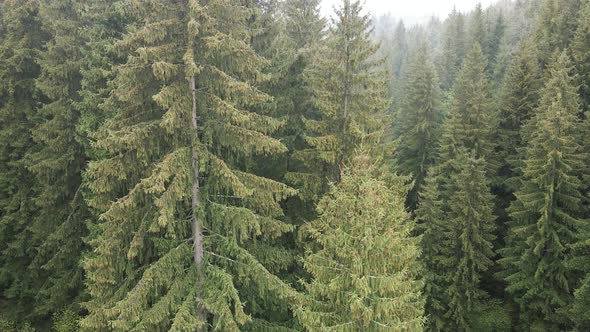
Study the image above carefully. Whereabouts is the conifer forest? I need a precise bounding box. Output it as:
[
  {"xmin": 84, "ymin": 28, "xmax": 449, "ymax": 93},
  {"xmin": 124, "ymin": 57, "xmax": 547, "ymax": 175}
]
[{"xmin": 1, "ymin": 0, "xmax": 590, "ymax": 330}]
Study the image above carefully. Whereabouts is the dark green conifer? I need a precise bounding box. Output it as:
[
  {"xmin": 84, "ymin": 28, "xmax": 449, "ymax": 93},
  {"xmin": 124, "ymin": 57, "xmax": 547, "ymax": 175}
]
[
  {"xmin": 534, "ymin": 0, "xmax": 581, "ymax": 66},
  {"xmin": 444, "ymin": 154, "xmax": 496, "ymax": 331},
  {"xmin": 24, "ymin": 0, "xmax": 88, "ymax": 318},
  {"xmin": 500, "ymin": 51, "xmax": 585, "ymax": 330},
  {"xmin": 415, "ymin": 175, "xmax": 447, "ymax": 331},
  {"xmin": 392, "ymin": 39, "xmax": 443, "ymax": 209},
  {"xmin": 438, "ymin": 8, "xmax": 466, "ymax": 90},
  {"xmin": 571, "ymin": 0, "xmax": 590, "ymax": 112},
  {"xmin": 0, "ymin": 0, "xmax": 46, "ymax": 321},
  {"xmin": 496, "ymin": 40, "xmax": 542, "ymax": 193},
  {"xmin": 436, "ymin": 42, "xmax": 496, "ymax": 178},
  {"xmin": 288, "ymin": 0, "xmax": 389, "ymax": 200},
  {"xmin": 417, "ymin": 41, "xmax": 496, "ymax": 332}
]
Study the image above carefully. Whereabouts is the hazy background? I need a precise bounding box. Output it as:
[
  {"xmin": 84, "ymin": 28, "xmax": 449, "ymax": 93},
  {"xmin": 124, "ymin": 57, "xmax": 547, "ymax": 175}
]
[{"xmin": 321, "ymin": 0, "xmax": 500, "ymax": 25}]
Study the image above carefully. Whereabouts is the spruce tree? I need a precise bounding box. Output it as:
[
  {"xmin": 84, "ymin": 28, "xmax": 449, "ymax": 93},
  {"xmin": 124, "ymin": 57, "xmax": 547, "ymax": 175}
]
[
  {"xmin": 415, "ymin": 175, "xmax": 447, "ymax": 331},
  {"xmin": 485, "ymin": 13, "xmax": 506, "ymax": 77},
  {"xmin": 417, "ymin": 41, "xmax": 496, "ymax": 331},
  {"xmin": 289, "ymin": 0, "xmax": 389, "ymax": 200},
  {"xmin": 500, "ymin": 51, "xmax": 586, "ymax": 330},
  {"xmin": 571, "ymin": 0, "xmax": 590, "ymax": 112},
  {"xmin": 296, "ymin": 150, "xmax": 425, "ymax": 331},
  {"xmin": 436, "ymin": 42, "xmax": 496, "ymax": 178},
  {"xmin": 389, "ymin": 20, "xmax": 408, "ymax": 104},
  {"xmin": 438, "ymin": 8, "xmax": 466, "ymax": 90},
  {"xmin": 267, "ymin": 0, "xmax": 325, "ymax": 206},
  {"xmin": 81, "ymin": 1, "xmax": 298, "ymax": 330},
  {"xmin": 0, "ymin": 0, "xmax": 46, "ymax": 321},
  {"xmin": 392, "ymin": 39, "xmax": 443, "ymax": 209},
  {"xmin": 496, "ymin": 40, "xmax": 542, "ymax": 193},
  {"xmin": 468, "ymin": 4, "xmax": 486, "ymax": 48},
  {"xmin": 534, "ymin": 0, "xmax": 581, "ymax": 67},
  {"xmin": 23, "ymin": 0, "xmax": 88, "ymax": 318},
  {"xmin": 444, "ymin": 153, "xmax": 496, "ymax": 331},
  {"xmin": 76, "ymin": 0, "xmax": 130, "ymax": 158},
  {"xmin": 570, "ymin": 275, "xmax": 590, "ymax": 330},
  {"xmin": 493, "ymin": 40, "xmax": 543, "ymax": 243}
]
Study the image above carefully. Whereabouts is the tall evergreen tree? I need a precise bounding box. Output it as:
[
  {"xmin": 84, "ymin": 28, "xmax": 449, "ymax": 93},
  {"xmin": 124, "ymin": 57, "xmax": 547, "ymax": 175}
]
[
  {"xmin": 288, "ymin": 0, "xmax": 389, "ymax": 200},
  {"xmin": 444, "ymin": 153, "xmax": 496, "ymax": 331},
  {"xmin": 485, "ymin": 13, "xmax": 506, "ymax": 77},
  {"xmin": 296, "ymin": 150, "xmax": 425, "ymax": 331},
  {"xmin": 81, "ymin": 1, "xmax": 298, "ymax": 330},
  {"xmin": 266, "ymin": 0, "xmax": 325, "ymax": 207},
  {"xmin": 389, "ymin": 20, "xmax": 408, "ymax": 105},
  {"xmin": 468, "ymin": 3, "xmax": 486, "ymax": 48},
  {"xmin": 417, "ymin": 41, "xmax": 496, "ymax": 332},
  {"xmin": 415, "ymin": 175, "xmax": 447, "ymax": 331},
  {"xmin": 76, "ymin": 0, "xmax": 132, "ymax": 156},
  {"xmin": 571, "ymin": 0, "xmax": 590, "ymax": 112},
  {"xmin": 499, "ymin": 51, "xmax": 586, "ymax": 331},
  {"xmin": 438, "ymin": 8, "xmax": 466, "ymax": 91},
  {"xmin": 23, "ymin": 0, "xmax": 88, "ymax": 318},
  {"xmin": 534, "ymin": 0, "xmax": 581, "ymax": 67},
  {"xmin": 0, "ymin": 0, "xmax": 46, "ymax": 321},
  {"xmin": 495, "ymin": 40, "xmax": 542, "ymax": 194},
  {"xmin": 392, "ymin": 39, "xmax": 443, "ymax": 209},
  {"xmin": 436, "ymin": 42, "xmax": 496, "ymax": 178},
  {"xmin": 493, "ymin": 40, "xmax": 543, "ymax": 244}
]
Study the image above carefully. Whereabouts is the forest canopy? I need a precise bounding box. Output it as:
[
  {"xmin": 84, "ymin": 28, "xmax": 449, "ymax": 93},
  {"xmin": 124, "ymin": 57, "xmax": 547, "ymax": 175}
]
[{"xmin": 0, "ymin": 0, "xmax": 589, "ymax": 331}]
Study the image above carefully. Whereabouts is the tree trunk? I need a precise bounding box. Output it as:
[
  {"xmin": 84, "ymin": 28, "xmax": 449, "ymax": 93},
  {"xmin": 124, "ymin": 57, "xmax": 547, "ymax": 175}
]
[{"xmin": 190, "ymin": 76, "xmax": 206, "ymax": 331}]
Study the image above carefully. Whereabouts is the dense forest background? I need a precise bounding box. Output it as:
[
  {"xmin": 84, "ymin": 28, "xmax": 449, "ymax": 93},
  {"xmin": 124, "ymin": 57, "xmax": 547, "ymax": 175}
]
[{"xmin": 0, "ymin": 0, "xmax": 589, "ymax": 331}]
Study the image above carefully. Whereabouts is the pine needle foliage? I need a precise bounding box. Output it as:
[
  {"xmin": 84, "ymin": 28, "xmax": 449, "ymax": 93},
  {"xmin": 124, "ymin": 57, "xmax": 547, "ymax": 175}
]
[
  {"xmin": 444, "ymin": 154, "xmax": 496, "ymax": 331},
  {"xmin": 81, "ymin": 1, "xmax": 298, "ymax": 330},
  {"xmin": 495, "ymin": 40, "xmax": 542, "ymax": 194},
  {"xmin": 435, "ymin": 42, "xmax": 496, "ymax": 181},
  {"xmin": 499, "ymin": 51, "xmax": 586, "ymax": 331},
  {"xmin": 417, "ymin": 41, "xmax": 497, "ymax": 332},
  {"xmin": 0, "ymin": 0, "xmax": 47, "ymax": 321},
  {"xmin": 24, "ymin": 0, "xmax": 89, "ymax": 318},
  {"xmin": 296, "ymin": 150, "xmax": 425, "ymax": 331},
  {"xmin": 288, "ymin": 0, "xmax": 389, "ymax": 201},
  {"xmin": 572, "ymin": 0, "xmax": 590, "ymax": 112},
  {"xmin": 392, "ymin": 39, "xmax": 443, "ymax": 209}
]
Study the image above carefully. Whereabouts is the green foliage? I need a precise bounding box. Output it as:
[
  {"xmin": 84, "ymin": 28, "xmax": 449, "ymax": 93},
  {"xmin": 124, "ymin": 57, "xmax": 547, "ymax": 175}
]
[
  {"xmin": 289, "ymin": 0, "xmax": 390, "ymax": 201},
  {"xmin": 499, "ymin": 51, "xmax": 586, "ymax": 330},
  {"xmin": 570, "ymin": 274, "xmax": 590, "ymax": 331},
  {"xmin": 52, "ymin": 308, "xmax": 79, "ymax": 332},
  {"xmin": 25, "ymin": 0, "xmax": 89, "ymax": 318},
  {"xmin": 468, "ymin": 4, "xmax": 487, "ymax": 48},
  {"xmin": 534, "ymin": 0, "xmax": 581, "ymax": 66},
  {"xmin": 0, "ymin": 0, "xmax": 46, "ymax": 321},
  {"xmin": 495, "ymin": 40, "xmax": 542, "ymax": 192},
  {"xmin": 437, "ymin": 42, "xmax": 496, "ymax": 178},
  {"xmin": 418, "ymin": 40, "xmax": 497, "ymax": 332},
  {"xmin": 493, "ymin": 40, "xmax": 543, "ymax": 242},
  {"xmin": 467, "ymin": 300, "xmax": 511, "ymax": 332},
  {"xmin": 296, "ymin": 150, "xmax": 425, "ymax": 331},
  {"xmin": 392, "ymin": 39, "xmax": 443, "ymax": 209},
  {"xmin": 437, "ymin": 8, "xmax": 466, "ymax": 90},
  {"xmin": 81, "ymin": 1, "xmax": 298, "ymax": 330},
  {"xmin": 415, "ymin": 175, "xmax": 447, "ymax": 331},
  {"xmin": 0, "ymin": 1, "xmax": 589, "ymax": 331},
  {"xmin": 444, "ymin": 154, "xmax": 496, "ymax": 331},
  {"xmin": 572, "ymin": 0, "xmax": 590, "ymax": 112},
  {"xmin": 0, "ymin": 319, "xmax": 36, "ymax": 332}
]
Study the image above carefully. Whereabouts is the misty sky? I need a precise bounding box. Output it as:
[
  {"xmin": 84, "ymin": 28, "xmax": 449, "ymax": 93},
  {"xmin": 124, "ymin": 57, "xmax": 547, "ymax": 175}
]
[{"xmin": 321, "ymin": 0, "xmax": 499, "ymax": 24}]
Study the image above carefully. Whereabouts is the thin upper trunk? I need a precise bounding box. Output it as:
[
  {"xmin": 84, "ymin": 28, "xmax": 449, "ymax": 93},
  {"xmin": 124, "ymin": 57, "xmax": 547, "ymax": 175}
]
[{"xmin": 190, "ymin": 76, "xmax": 206, "ymax": 330}]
